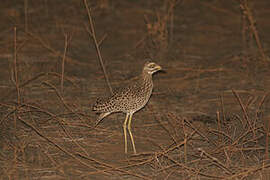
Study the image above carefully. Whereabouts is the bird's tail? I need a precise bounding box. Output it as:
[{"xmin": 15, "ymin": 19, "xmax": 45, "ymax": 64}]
[
  {"xmin": 95, "ymin": 112, "xmax": 111, "ymax": 127},
  {"xmin": 98, "ymin": 112, "xmax": 111, "ymax": 120},
  {"xmin": 92, "ymin": 98, "xmax": 112, "ymax": 126}
]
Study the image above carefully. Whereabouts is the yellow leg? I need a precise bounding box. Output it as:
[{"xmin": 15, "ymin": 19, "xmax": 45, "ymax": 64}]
[
  {"xmin": 128, "ymin": 113, "xmax": 137, "ymax": 154},
  {"xmin": 123, "ymin": 113, "xmax": 129, "ymax": 154}
]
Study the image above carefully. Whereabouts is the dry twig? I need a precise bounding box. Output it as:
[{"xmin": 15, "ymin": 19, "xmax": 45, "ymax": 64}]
[{"xmin": 83, "ymin": 0, "xmax": 113, "ymax": 95}]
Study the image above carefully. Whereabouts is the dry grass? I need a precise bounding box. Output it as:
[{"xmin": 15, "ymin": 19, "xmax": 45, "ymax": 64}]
[{"xmin": 0, "ymin": 0, "xmax": 270, "ymax": 179}]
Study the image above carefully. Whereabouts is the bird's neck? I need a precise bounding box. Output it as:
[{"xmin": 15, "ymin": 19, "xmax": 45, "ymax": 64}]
[{"xmin": 141, "ymin": 71, "xmax": 153, "ymax": 82}]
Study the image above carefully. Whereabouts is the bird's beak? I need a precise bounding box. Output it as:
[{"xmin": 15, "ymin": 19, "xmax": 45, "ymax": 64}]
[
  {"xmin": 155, "ymin": 65, "xmax": 162, "ymax": 71},
  {"xmin": 156, "ymin": 65, "xmax": 166, "ymax": 73}
]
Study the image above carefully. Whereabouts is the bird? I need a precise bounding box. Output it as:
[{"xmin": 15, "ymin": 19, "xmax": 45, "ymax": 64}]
[{"xmin": 92, "ymin": 61, "xmax": 162, "ymax": 154}]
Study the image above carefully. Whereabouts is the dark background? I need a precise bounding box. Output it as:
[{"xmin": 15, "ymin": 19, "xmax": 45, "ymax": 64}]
[{"xmin": 1, "ymin": 0, "xmax": 270, "ymax": 179}]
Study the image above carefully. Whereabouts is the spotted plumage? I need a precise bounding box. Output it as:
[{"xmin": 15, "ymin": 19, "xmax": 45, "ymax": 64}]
[{"xmin": 93, "ymin": 62, "xmax": 162, "ymax": 154}]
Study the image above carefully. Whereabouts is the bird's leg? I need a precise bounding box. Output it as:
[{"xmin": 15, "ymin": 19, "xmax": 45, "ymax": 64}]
[
  {"xmin": 123, "ymin": 113, "xmax": 129, "ymax": 154},
  {"xmin": 128, "ymin": 113, "xmax": 137, "ymax": 154}
]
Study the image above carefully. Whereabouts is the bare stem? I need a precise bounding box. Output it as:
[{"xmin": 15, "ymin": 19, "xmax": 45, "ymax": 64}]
[
  {"xmin": 14, "ymin": 27, "xmax": 20, "ymax": 104},
  {"xmin": 240, "ymin": 0, "xmax": 266, "ymax": 60},
  {"xmin": 83, "ymin": 0, "xmax": 113, "ymax": 95},
  {"xmin": 61, "ymin": 34, "xmax": 69, "ymax": 93}
]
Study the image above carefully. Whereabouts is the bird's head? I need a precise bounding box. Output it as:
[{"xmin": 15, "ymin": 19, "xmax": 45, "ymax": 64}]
[{"xmin": 143, "ymin": 62, "xmax": 162, "ymax": 75}]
